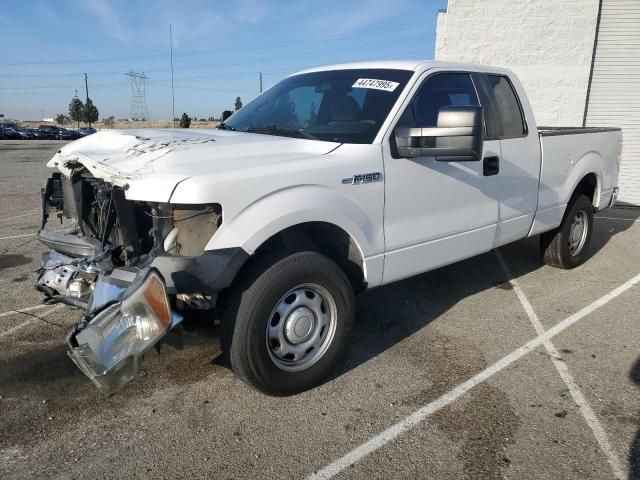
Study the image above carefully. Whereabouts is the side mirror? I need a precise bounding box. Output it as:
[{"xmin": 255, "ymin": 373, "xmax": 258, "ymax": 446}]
[
  {"xmin": 395, "ymin": 106, "xmax": 483, "ymax": 161},
  {"xmin": 222, "ymin": 110, "xmax": 233, "ymax": 122}
]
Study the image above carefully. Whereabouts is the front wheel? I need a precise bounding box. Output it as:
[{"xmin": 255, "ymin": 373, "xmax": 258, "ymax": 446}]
[
  {"xmin": 540, "ymin": 194, "xmax": 594, "ymax": 269},
  {"xmin": 222, "ymin": 251, "xmax": 355, "ymax": 396}
]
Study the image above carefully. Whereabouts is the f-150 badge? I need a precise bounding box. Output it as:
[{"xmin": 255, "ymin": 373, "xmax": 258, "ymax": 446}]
[{"xmin": 342, "ymin": 172, "xmax": 382, "ymax": 185}]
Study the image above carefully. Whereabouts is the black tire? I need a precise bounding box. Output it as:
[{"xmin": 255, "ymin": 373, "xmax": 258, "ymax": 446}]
[
  {"xmin": 540, "ymin": 194, "xmax": 594, "ymax": 269},
  {"xmin": 221, "ymin": 251, "xmax": 355, "ymax": 396}
]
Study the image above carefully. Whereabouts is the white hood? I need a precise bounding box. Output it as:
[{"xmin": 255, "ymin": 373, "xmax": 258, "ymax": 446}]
[{"xmin": 48, "ymin": 128, "xmax": 340, "ymax": 202}]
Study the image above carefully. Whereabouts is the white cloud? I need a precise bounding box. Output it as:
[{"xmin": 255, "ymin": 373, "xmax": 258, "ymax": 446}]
[
  {"xmin": 304, "ymin": 0, "xmax": 412, "ymax": 36},
  {"xmin": 84, "ymin": 0, "xmax": 130, "ymax": 42}
]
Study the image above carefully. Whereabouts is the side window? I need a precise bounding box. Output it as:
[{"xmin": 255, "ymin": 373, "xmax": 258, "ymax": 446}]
[
  {"xmin": 487, "ymin": 75, "xmax": 526, "ymax": 138},
  {"xmin": 400, "ymin": 73, "xmax": 480, "ymax": 127}
]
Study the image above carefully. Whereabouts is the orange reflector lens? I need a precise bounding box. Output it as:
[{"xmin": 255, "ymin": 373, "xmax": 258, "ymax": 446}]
[{"xmin": 142, "ymin": 274, "xmax": 170, "ymax": 327}]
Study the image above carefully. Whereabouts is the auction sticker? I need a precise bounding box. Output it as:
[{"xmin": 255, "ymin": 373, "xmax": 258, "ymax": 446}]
[{"xmin": 352, "ymin": 78, "xmax": 399, "ymax": 92}]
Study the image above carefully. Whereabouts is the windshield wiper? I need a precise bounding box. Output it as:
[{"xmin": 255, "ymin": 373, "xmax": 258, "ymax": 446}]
[{"xmin": 246, "ymin": 125, "xmax": 319, "ymax": 140}]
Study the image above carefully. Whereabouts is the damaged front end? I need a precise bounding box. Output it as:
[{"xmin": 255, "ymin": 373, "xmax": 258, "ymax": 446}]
[
  {"xmin": 67, "ymin": 268, "xmax": 180, "ymax": 395},
  {"xmin": 36, "ymin": 160, "xmax": 236, "ymax": 395}
]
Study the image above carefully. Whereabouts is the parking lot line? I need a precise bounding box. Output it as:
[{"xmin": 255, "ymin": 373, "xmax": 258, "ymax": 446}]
[
  {"xmin": 0, "ymin": 228, "xmax": 68, "ymax": 241},
  {"xmin": 308, "ymin": 270, "xmax": 640, "ymax": 479},
  {"xmin": 0, "ymin": 304, "xmax": 51, "ymax": 319},
  {"xmin": 495, "ymin": 251, "xmax": 625, "ymax": 479},
  {"xmin": 0, "ymin": 304, "xmax": 64, "ymax": 339},
  {"xmin": 0, "ymin": 210, "xmax": 39, "ymax": 222},
  {"xmin": 0, "ymin": 232, "xmax": 37, "ymax": 241}
]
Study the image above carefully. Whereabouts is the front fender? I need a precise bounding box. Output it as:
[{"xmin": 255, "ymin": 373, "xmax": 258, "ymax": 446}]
[{"xmin": 205, "ymin": 185, "xmax": 384, "ymax": 284}]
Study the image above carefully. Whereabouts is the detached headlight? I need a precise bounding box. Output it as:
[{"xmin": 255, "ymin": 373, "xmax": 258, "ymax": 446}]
[{"xmin": 69, "ymin": 270, "xmax": 172, "ymax": 395}]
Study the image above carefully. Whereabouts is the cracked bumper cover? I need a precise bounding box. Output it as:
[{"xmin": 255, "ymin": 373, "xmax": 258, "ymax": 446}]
[
  {"xmin": 39, "ymin": 247, "xmax": 248, "ymax": 394},
  {"xmin": 66, "ymin": 268, "xmax": 182, "ymax": 395}
]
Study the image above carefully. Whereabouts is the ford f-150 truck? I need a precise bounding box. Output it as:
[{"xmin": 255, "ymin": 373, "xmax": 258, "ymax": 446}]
[{"xmin": 36, "ymin": 61, "xmax": 622, "ymax": 396}]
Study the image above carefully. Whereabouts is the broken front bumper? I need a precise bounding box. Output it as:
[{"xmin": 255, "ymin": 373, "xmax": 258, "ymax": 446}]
[
  {"xmin": 66, "ymin": 268, "xmax": 182, "ymax": 395},
  {"xmin": 36, "ymin": 245, "xmax": 247, "ymax": 395}
]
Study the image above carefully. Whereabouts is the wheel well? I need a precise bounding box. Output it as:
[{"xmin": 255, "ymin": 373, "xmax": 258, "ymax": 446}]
[
  {"xmin": 573, "ymin": 173, "xmax": 598, "ymax": 207},
  {"xmin": 254, "ymin": 222, "xmax": 367, "ymax": 293}
]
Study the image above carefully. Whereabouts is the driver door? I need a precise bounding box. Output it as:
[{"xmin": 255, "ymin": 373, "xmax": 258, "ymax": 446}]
[{"xmin": 382, "ymin": 71, "xmax": 501, "ymax": 284}]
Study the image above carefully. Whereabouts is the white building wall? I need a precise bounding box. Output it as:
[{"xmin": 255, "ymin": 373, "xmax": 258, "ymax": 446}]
[{"xmin": 435, "ymin": 0, "xmax": 600, "ymax": 126}]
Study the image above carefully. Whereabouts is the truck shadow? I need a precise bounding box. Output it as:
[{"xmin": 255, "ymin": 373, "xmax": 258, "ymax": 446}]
[
  {"xmin": 0, "ymin": 210, "xmax": 636, "ymax": 403},
  {"xmin": 333, "ymin": 207, "xmax": 639, "ymax": 382}
]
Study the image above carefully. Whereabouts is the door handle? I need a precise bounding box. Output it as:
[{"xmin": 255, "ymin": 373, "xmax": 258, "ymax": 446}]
[{"xmin": 483, "ymin": 156, "xmax": 499, "ymax": 176}]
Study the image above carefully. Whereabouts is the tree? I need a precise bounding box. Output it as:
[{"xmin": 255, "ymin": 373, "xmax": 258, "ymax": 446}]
[
  {"xmin": 179, "ymin": 112, "xmax": 191, "ymax": 128},
  {"xmin": 234, "ymin": 97, "xmax": 243, "ymax": 111},
  {"xmin": 69, "ymin": 97, "xmax": 84, "ymax": 129},
  {"xmin": 103, "ymin": 116, "xmax": 115, "ymax": 128},
  {"xmin": 55, "ymin": 114, "xmax": 69, "ymax": 125},
  {"xmin": 83, "ymin": 98, "xmax": 99, "ymax": 128}
]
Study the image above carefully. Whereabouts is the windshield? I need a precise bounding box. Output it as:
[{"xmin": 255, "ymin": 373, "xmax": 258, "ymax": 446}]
[{"xmin": 223, "ymin": 68, "xmax": 413, "ymax": 144}]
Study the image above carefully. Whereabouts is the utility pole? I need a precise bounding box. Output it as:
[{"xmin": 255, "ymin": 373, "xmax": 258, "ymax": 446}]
[
  {"xmin": 259, "ymin": 72, "xmax": 263, "ymax": 93},
  {"xmin": 170, "ymin": 24, "xmax": 176, "ymax": 128},
  {"xmin": 83, "ymin": 73, "xmax": 89, "ymax": 103}
]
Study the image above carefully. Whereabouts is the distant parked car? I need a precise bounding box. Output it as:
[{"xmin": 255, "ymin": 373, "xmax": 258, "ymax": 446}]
[
  {"xmin": 58, "ymin": 128, "xmax": 83, "ymax": 140},
  {"xmin": 15, "ymin": 127, "xmax": 36, "ymax": 139},
  {"xmin": 29, "ymin": 128, "xmax": 49, "ymax": 140},
  {"xmin": 79, "ymin": 127, "xmax": 97, "ymax": 136},
  {"xmin": 37, "ymin": 125, "xmax": 62, "ymax": 140},
  {"xmin": 0, "ymin": 127, "xmax": 23, "ymax": 140}
]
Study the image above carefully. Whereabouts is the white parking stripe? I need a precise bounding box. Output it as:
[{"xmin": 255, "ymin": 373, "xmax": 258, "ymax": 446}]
[
  {"xmin": 0, "ymin": 227, "xmax": 67, "ymax": 241},
  {"xmin": 0, "ymin": 210, "xmax": 39, "ymax": 222},
  {"xmin": 0, "ymin": 304, "xmax": 64, "ymax": 338},
  {"xmin": 0, "ymin": 304, "xmax": 51, "ymax": 319},
  {"xmin": 495, "ymin": 251, "xmax": 625, "ymax": 479},
  {"xmin": 308, "ymin": 270, "xmax": 640, "ymax": 479},
  {"xmin": 0, "ymin": 232, "xmax": 37, "ymax": 240}
]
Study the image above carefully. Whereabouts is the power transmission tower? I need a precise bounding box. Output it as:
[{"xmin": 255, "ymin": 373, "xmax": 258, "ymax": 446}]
[{"xmin": 125, "ymin": 71, "xmax": 150, "ymax": 127}]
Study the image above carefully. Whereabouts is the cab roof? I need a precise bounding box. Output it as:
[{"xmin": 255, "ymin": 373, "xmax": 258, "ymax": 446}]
[{"xmin": 294, "ymin": 60, "xmax": 513, "ymax": 76}]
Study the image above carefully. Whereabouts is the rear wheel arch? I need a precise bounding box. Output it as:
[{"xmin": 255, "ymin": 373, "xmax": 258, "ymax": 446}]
[{"xmin": 572, "ymin": 172, "xmax": 599, "ymax": 208}]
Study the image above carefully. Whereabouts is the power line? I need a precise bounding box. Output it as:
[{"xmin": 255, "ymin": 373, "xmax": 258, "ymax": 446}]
[
  {"xmin": 0, "ymin": 42, "xmax": 432, "ymax": 93},
  {"xmin": 0, "ymin": 31, "xmax": 431, "ymax": 79},
  {"xmin": 0, "ymin": 22, "xmax": 432, "ymax": 66}
]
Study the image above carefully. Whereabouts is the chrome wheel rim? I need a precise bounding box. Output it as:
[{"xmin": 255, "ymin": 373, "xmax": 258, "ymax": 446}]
[
  {"xmin": 568, "ymin": 210, "xmax": 589, "ymax": 256},
  {"xmin": 266, "ymin": 283, "xmax": 337, "ymax": 372}
]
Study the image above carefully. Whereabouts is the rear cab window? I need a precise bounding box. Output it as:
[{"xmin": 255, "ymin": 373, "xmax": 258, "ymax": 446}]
[{"xmin": 485, "ymin": 75, "xmax": 527, "ymax": 138}]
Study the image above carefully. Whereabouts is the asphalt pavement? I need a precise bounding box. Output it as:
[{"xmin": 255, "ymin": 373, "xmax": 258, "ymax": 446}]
[{"xmin": 0, "ymin": 140, "xmax": 638, "ymax": 479}]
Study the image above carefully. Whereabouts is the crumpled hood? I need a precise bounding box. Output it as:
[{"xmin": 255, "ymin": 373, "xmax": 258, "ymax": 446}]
[{"xmin": 48, "ymin": 128, "xmax": 340, "ymax": 202}]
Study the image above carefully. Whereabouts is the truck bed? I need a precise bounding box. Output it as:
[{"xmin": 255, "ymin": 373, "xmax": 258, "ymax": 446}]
[{"xmin": 529, "ymin": 125, "xmax": 622, "ymax": 237}]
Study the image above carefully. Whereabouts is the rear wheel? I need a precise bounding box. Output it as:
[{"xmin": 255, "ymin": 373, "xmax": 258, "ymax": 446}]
[
  {"xmin": 221, "ymin": 251, "xmax": 355, "ymax": 396},
  {"xmin": 540, "ymin": 194, "xmax": 594, "ymax": 269}
]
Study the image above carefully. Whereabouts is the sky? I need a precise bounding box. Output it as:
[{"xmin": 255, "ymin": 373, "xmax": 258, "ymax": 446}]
[{"xmin": 0, "ymin": 0, "xmax": 447, "ymax": 121}]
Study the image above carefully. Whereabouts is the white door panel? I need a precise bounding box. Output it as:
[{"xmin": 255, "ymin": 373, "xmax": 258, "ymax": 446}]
[
  {"xmin": 493, "ymin": 136, "xmax": 541, "ymax": 246},
  {"xmin": 383, "ymin": 140, "xmax": 501, "ymax": 284},
  {"xmin": 382, "ymin": 71, "xmax": 501, "ymax": 284}
]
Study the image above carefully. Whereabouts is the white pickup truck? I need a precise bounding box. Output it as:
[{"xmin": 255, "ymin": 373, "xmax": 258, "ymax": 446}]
[{"xmin": 36, "ymin": 61, "xmax": 622, "ymax": 396}]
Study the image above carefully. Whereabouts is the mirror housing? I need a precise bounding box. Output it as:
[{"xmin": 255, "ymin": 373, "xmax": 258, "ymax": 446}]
[{"xmin": 395, "ymin": 105, "xmax": 483, "ymax": 161}]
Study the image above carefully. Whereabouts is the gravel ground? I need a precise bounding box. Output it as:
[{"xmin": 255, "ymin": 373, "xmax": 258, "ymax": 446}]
[{"xmin": 0, "ymin": 140, "xmax": 639, "ymax": 479}]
